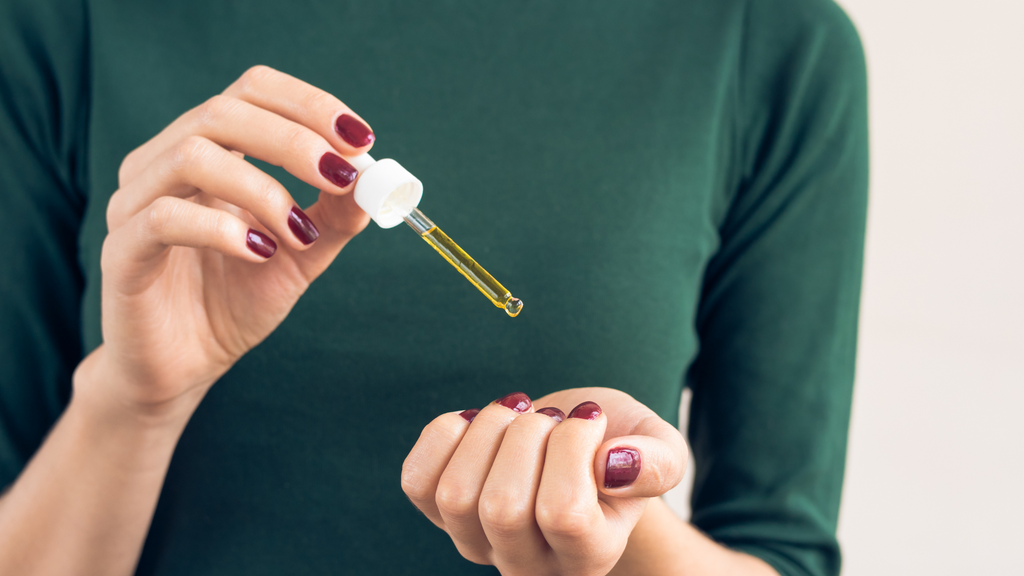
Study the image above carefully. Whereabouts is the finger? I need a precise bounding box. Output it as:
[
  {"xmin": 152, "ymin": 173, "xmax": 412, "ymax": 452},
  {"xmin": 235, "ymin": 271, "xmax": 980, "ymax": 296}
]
[
  {"xmin": 102, "ymin": 196, "xmax": 274, "ymax": 294},
  {"xmin": 536, "ymin": 402, "xmax": 621, "ymax": 566},
  {"xmin": 223, "ymin": 65, "xmax": 375, "ymax": 156},
  {"xmin": 401, "ymin": 410, "xmax": 478, "ymax": 530},
  {"xmin": 286, "ymin": 188, "xmax": 372, "ymax": 280},
  {"xmin": 121, "ymin": 95, "xmax": 360, "ymax": 196},
  {"xmin": 108, "ymin": 136, "xmax": 318, "ymax": 250},
  {"xmin": 535, "ymin": 407, "xmax": 566, "ymax": 422},
  {"xmin": 479, "ymin": 411, "xmax": 562, "ymax": 572},
  {"xmin": 436, "ymin": 392, "xmax": 533, "ymax": 565},
  {"xmin": 595, "ymin": 415, "xmax": 687, "ymax": 499}
]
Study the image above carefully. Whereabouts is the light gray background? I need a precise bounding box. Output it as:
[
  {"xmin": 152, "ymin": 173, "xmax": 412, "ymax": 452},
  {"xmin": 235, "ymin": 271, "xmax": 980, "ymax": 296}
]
[{"xmin": 664, "ymin": 1, "xmax": 1024, "ymax": 573}]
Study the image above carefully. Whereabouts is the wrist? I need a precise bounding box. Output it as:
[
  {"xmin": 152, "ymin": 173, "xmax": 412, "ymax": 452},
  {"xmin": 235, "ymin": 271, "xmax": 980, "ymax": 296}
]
[
  {"xmin": 610, "ymin": 497, "xmax": 780, "ymax": 576},
  {"xmin": 608, "ymin": 497, "xmax": 690, "ymax": 576},
  {"xmin": 58, "ymin": 387, "xmax": 190, "ymax": 486},
  {"xmin": 71, "ymin": 346, "xmax": 205, "ymax": 434}
]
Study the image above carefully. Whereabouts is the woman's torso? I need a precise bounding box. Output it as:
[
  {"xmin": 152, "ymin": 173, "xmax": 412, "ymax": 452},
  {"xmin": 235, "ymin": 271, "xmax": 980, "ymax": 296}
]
[{"xmin": 73, "ymin": 1, "xmax": 742, "ymax": 573}]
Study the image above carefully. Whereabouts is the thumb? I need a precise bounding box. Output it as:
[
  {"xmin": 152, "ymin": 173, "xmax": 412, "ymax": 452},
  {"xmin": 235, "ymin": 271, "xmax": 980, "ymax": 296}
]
[{"xmin": 594, "ymin": 415, "xmax": 687, "ymax": 498}]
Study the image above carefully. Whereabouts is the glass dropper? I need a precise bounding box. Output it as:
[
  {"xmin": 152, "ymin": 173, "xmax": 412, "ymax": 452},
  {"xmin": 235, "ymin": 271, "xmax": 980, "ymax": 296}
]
[
  {"xmin": 346, "ymin": 153, "xmax": 522, "ymax": 317},
  {"xmin": 403, "ymin": 208, "xmax": 523, "ymax": 317}
]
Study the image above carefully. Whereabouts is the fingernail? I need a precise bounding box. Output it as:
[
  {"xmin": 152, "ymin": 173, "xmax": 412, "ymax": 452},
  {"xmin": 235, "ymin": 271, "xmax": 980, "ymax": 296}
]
[
  {"xmin": 334, "ymin": 114, "xmax": 375, "ymax": 148},
  {"xmin": 536, "ymin": 407, "xmax": 565, "ymax": 422},
  {"xmin": 605, "ymin": 448, "xmax": 641, "ymax": 489},
  {"xmin": 288, "ymin": 205, "xmax": 319, "ymax": 245},
  {"xmin": 568, "ymin": 401, "xmax": 602, "ymax": 420},
  {"xmin": 318, "ymin": 152, "xmax": 358, "ymax": 188},
  {"xmin": 459, "ymin": 409, "xmax": 480, "ymax": 423},
  {"xmin": 494, "ymin": 392, "xmax": 532, "ymax": 413},
  {"xmin": 245, "ymin": 229, "xmax": 277, "ymax": 258}
]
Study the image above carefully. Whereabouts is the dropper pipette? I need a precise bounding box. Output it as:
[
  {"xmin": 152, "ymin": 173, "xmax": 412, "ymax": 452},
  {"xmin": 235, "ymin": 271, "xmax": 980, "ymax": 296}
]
[
  {"xmin": 348, "ymin": 153, "xmax": 522, "ymax": 317},
  {"xmin": 403, "ymin": 208, "xmax": 523, "ymax": 317}
]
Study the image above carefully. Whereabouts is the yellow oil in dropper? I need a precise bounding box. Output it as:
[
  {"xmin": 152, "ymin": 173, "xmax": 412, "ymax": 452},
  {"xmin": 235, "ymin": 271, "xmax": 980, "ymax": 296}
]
[{"xmin": 403, "ymin": 208, "xmax": 523, "ymax": 317}]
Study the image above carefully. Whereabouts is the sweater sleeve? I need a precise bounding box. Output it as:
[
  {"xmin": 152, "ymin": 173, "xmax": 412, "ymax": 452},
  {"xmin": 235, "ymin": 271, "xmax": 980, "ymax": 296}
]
[
  {"xmin": 685, "ymin": 1, "xmax": 868, "ymax": 575},
  {"xmin": 0, "ymin": 0, "xmax": 89, "ymax": 490}
]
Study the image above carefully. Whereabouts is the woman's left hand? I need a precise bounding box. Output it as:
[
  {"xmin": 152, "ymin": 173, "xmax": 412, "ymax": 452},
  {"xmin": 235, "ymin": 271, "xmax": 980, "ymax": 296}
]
[{"xmin": 402, "ymin": 387, "xmax": 688, "ymax": 576}]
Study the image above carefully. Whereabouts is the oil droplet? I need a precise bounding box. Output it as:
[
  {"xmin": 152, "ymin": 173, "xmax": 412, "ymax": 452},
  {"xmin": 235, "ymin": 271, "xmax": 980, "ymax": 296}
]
[{"xmin": 505, "ymin": 297, "xmax": 523, "ymax": 317}]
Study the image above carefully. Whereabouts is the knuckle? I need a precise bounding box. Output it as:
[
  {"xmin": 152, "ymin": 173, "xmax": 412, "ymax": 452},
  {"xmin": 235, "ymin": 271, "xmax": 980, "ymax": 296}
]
[
  {"xmin": 251, "ymin": 177, "xmax": 287, "ymax": 211},
  {"xmin": 535, "ymin": 503, "xmax": 592, "ymax": 539},
  {"xmin": 281, "ymin": 125, "xmax": 316, "ymax": 158},
  {"xmin": 209, "ymin": 209, "xmax": 236, "ymax": 237},
  {"xmin": 238, "ymin": 65, "xmax": 275, "ymax": 93},
  {"xmin": 193, "ymin": 94, "xmax": 236, "ymax": 129},
  {"xmin": 414, "ymin": 415, "xmax": 467, "ymax": 454},
  {"xmin": 302, "ymin": 89, "xmax": 341, "ymax": 115},
  {"xmin": 118, "ymin": 150, "xmax": 142, "ymax": 185},
  {"xmin": 170, "ymin": 135, "xmax": 214, "ymax": 173},
  {"xmin": 400, "ymin": 463, "xmax": 433, "ymax": 504},
  {"xmin": 435, "ymin": 481, "xmax": 477, "ymax": 521},
  {"xmin": 146, "ymin": 196, "xmax": 178, "ymax": 231},
  {"xmin": 106, "ymin": 189, "xmax": 125, "ymax": 229},
  {"xmin": 478, "ymin": 494, "xmax": 530, "ymax": 537}
]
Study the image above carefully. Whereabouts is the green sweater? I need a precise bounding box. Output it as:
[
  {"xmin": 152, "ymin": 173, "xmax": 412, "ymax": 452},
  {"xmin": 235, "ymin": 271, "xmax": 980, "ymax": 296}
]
[{"xmin": 0, "ymin": 1, "xmax": 868, "ymax": 575}]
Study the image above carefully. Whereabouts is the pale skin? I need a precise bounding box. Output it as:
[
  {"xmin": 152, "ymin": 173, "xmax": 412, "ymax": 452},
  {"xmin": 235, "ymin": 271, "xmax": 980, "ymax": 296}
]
[{"xmin": 0, "ymin": 66, "xmax": 778, "ymax": 576}]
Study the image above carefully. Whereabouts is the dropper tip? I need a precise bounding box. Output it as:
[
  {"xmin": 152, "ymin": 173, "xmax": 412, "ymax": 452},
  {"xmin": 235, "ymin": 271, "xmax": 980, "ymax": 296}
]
[{"xmin": 505, "ymin": 297, "xmax": 523, "ymax": 318}]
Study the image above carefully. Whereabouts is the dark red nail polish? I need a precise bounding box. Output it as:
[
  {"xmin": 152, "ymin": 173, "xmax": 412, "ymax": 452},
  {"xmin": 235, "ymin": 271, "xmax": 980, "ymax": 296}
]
[
  {"xmin": 494, "ymin": 392, "xmax": 531, "ymax": 413},
  {"xmin": 318, "ymin": 152, "xmax": 358, "ymax": 188},
  {"xmin": 245, "ymin": 229, "xmax": 277, "ymax": 258},
  {"xmin": 459, "ymin": 409, "xmax": 480, "ymax": 423},
  {"xmin": 334, "ymin": 114, "xmax": 375, "ymax": 148},
  {"xmin": 288, "ymin": 206, "xmax": 319, "ymax": 245},
  {"xmin": 568, "ymin": 401, "xmax": 602, "ymax": 420},
  {"xmin": 536, "ymin": 407, "xmax": 565, "ymax": 422},
  {"xmin": 605, "ymin": 448, "xmax": 641, "ymax": 489}
]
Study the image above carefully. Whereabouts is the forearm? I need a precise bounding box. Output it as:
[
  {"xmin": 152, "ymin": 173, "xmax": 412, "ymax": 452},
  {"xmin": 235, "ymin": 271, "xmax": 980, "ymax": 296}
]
[
  {"xmin": 609, "ymin": 497, "xmax": 779, "ymax": 576},
  {"xmin": 0, "ymin": 363, "xmax": 191, "ymax": 576}
]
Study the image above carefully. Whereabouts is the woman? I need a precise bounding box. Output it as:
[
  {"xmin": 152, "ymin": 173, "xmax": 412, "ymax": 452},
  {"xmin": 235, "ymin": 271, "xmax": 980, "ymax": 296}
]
[{"xmin": 0, "ymin": 1, "xmax": 867, "ymax": 575}]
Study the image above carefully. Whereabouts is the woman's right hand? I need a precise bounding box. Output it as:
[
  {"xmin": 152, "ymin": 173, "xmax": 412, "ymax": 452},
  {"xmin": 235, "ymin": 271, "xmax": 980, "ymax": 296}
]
[{"xmin": 74, "ymin": 65, "xmax": 375, "ymax": 426}]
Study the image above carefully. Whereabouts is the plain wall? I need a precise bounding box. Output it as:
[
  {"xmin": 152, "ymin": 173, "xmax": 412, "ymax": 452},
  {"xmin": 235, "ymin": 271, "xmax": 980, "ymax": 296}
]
[
  {"xmin": 665, "ymin": 1, "xmax": 1024, "ymax": 573},
  {"xmin": 836, "ymin": 0, "xmax": 1023, "ymax": 573}
]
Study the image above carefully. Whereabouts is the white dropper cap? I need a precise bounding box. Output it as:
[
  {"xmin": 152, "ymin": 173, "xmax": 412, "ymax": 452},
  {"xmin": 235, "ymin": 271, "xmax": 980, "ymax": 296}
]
[{"xmin": 348, "ymin": 154, "xmax": 423, "ymax": 229}]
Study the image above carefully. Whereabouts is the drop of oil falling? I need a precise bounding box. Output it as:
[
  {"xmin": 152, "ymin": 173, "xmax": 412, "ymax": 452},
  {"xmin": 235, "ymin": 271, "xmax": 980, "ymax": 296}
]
[{"xmin": 505, "ymin": 297, "xmax": 523, "ymax": 317}]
